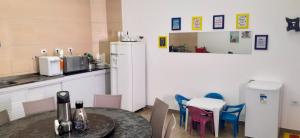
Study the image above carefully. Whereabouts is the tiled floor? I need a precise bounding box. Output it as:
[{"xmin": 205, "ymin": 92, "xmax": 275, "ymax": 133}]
[
  {"xmin": 136, "ymin": 107, "xmax": 300, "ymax": 138},
  {"xmin": 136, "ymin": 107, "xmax": 245, "ymax": 138}
]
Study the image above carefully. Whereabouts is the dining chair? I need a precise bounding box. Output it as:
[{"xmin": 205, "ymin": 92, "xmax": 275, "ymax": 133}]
[
  {"xmin": 22, "ymin": 97, "xmax": 55, "ymax": 116},
  {"xmin": 94, "ymin": 95, "xmax": 122, "ymax": 108},
  {"xmin": 220, "ymin": 103, "xmax": 245, "ymax": 138},
  {"xmin": 164, "ymin": 114, "xmax": 176, "ymax": 138},
  {"xmin": 204, "ymin": 92, "xmax": 224, "ymax": 100},
  {"xmin": 175, "ymin": 94, "xmax": 190, "ymax": 127},
  {"xmin": 188, "ymin": 106, "xmax": 214, "ymax": 138},
  {"xmin": 150, "ymin": 98, "xmax": 169, "ymax": 138},
  {"xmin": 0, "ymin": 110, "xmax": 10, "ymax": 126}
]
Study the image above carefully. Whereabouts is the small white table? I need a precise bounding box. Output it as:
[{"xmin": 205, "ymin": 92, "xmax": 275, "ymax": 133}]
[{"xmin": 185, "ymin": 98, "xmax": 226, "ymax": 137}]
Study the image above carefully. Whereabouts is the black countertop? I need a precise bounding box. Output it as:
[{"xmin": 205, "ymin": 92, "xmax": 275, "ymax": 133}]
[{"xmin": 0, "ymin": 66, "xmax": 110, "ymax": 89}]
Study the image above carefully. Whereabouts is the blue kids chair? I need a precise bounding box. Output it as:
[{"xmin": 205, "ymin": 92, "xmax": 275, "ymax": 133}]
[
  {"xmin": 175, "ymin": 94, "xmax": 190, "ymax": 127},
  {"xmin": 204, "ymin": 92, "xmax": 224, "ymax": 100},
  {"xmin": 220, "ymin": 103, "xmax": 245, "ymax": 138}
]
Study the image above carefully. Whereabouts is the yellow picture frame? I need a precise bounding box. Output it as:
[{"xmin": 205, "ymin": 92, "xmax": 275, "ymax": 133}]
[
  {"xmin": 236, "ymin": 13, "xmax": 250, "ymax": 29},
  {"xmin": 192, "ymin": 16, "xmax": 203, "ymax": 30},
  {"xmin": 158, "ymin": 36, "xmax": 168, "ymax": 48}
]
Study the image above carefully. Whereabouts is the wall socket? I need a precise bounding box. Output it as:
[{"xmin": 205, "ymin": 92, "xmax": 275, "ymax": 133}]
[
  {"xmin": 54, "ymin": 48, "xmax": 60, "ymax": 55},
  {"xmin": 41, "ymin": 49, "xmax": 47, "ymax": 55},
  {"xmin": 67, "ymin": 48, "xmax": 73, "ymax": 53},
  {"xmin": 291, "ymin": 101, "xmax": 299, "ymax": 106}
]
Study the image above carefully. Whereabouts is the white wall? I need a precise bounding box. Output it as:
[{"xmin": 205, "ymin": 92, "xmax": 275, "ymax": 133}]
[
  {"xmin": 197, "ymin": 31, "xmax": 252, "ymax": 54},
  {"xmin": 121, "ymin": 0, "xmax": 300, "ymax": 130}
]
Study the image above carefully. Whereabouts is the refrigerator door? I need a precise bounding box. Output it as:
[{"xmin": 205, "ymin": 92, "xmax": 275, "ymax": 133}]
[
  {"xmin": 110, "ymin": 43, "xmax": 133, "ymax": 111},
  {"xmin": 245, "ymin": 81, "xmax": 282, "ymax": 138}
]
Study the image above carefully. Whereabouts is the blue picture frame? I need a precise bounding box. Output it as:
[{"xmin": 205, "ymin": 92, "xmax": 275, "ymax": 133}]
[
  {"xmin": 172, "ymin": 17, "xmax": 181, "ymax": 31},
  {"xmin": 255, "ymin": 35, "xmax": 268, "ymax": 50},
  {"xmin": 213, "ymin": 15, "xmax": 225, "ymax": 29}
]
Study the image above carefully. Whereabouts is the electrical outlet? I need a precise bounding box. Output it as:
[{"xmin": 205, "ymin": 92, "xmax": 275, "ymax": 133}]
[
  {"xmin": 54, "ymin": 48, "xmax": 60, "ymax": 54},
  {"xmin": 67, "ymin": 48, "xmax": 73, "ymax": 53},
  {"xmin": 291, "ymin": 101, "xmax": 299, "ymax": 106},
  {"xmin": 41, "ymin": 49, "xmax": 47, "ymax": 55}
]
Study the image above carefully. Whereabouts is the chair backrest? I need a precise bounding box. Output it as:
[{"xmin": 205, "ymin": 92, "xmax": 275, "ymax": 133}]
[
  {"xmin": 164, "ymin": 114, "xmax": 176, "ymax": 138},
  {"xmin": 175, "ymin": 94, "xmax": 190, "ymax": 111},
  {"xmin": 236, "ymin": 104, "xmax": 245, "ymax": 120},
  {"xmin": 204, "ymin": 92, "xmax": 224, "ymax": 100},
  {"xmin": 224, "ymin": 103, "xmax": 245, "ymax": 120},
  {"xmin": 188, "ymin": 106, "xmax": 213, "ymax": 120},
  {"xmin": 0, "ymin": 110, "xmax": 10, "ymax": 126},
  {"xmin": 94, "ymin": 95, "xmax": 122, "ymax": 108},
  {"xmin": 23, "ymin": 97, "xmax": 55, "ymax": 116},
  {"xmin": 150, "ymin": 98, "xmax": 169, "ymax": 138}
]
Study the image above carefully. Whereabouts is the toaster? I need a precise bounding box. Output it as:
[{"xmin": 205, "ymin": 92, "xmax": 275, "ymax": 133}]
[{"xmin": 63, "ymin": 56, "xmax": 89, "ymax": 74}]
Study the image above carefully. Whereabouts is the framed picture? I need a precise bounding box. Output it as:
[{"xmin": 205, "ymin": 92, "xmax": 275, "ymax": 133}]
[
  {"xmin": 255, "ymin": 35, "xmax": 268, "ymax": 50},
  {"xmin": 171, "ymin": 17, "xmax": 181, "ymax": 31},
  {"xmin": 192, "ymin": 16, "xmax": 202, "ymax": 30},
  {"xmin": 236, "ymin": 13, "xmax": 250, "ymax": 29},
  {"xmin": 230, "ymin": 31, "xmax": 240, "ymax": 43},
  {"xmin": 241, "ymin": 31, "xmax": 252, "ymax": 38},
  {"xmin": 213, "ymin": 15, "xmax": 225, "ymax": 29},
  {"xmin": 158, "ymin": 36, "xmax": 168, "ymax": 48}
]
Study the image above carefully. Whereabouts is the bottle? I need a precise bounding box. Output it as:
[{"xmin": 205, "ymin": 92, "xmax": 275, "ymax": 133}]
[{"xmin": 73, "ymin": 100, "xmax": 88, "ymax": 132}]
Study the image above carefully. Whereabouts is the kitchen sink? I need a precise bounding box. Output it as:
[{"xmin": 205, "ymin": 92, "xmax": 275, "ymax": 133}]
[
  {"xmin": 0, "ymin": 80, "xmax": 18, "ymax": 88},
  {"xmin": 0, "ymin": 80, "xmax": 17, "ymax": 85}
]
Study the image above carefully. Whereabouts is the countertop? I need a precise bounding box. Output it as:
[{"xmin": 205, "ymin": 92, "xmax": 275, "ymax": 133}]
[{"xmin": 0, "ymin": 66, "xmax": 110, "ymax": 89}]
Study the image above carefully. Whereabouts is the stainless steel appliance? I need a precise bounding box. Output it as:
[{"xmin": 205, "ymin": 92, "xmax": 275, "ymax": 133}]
[
  {"xmin": 56, "ymin": 91, "xmax": 72, "ymax": 135},
  {"xmin": 63, "ymin": 56, "xmax": 89, "ymax": 74}
]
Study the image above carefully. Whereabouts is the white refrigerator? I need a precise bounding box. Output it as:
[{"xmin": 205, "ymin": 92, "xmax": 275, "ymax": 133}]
[
  {"xmin": 110, "ymin": 42, "xmax": 146, "ymax": 112},
  {"xmin": 245, "ymin": 80, "xmax": 283, "ymax": 138}
]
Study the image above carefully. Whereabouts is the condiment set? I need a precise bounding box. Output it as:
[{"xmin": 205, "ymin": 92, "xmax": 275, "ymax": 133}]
[{"xmin": 54, "ymin": 91, "xmax": 88, "ymax": 136}]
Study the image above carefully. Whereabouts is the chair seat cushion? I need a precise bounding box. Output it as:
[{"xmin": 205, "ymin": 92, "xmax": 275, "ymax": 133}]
[{"xmin": 221, "ymin": 112, "xmax": 237, "ymax": 122}]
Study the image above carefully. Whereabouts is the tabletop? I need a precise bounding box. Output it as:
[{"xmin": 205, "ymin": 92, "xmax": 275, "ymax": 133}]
[
  {"xmin": 186, "ymin": 97, "xmax": 226, "ymax": 110},
  {"xmin": 0, "ymin": 107, "xmax": 152, "ymax": 138}
]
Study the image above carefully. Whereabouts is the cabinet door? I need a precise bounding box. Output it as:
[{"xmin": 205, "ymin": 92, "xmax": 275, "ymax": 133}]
[
  {"xmin": 27, "ymin": 83, "xmax": 62, "ymax": 103},
  {"xmin": 0, "ymin": 89, "xmax": 27, "ymax": 120},
  {"xmin": 62, "ymin": 76, "xmax": 95, "ymax": 107},
  {"xmin": 94, "ymin": 73, "xmax": 109, "ymax": 95}
]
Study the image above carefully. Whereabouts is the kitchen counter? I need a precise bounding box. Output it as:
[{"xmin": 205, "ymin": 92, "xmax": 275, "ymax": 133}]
[
  {"xmin": 0, "ymin": 66, "xmax": 110, "ymax": 92},
  {"xmin": 0, "ymin": 67, "xmax": 110, "ymax": 120}
]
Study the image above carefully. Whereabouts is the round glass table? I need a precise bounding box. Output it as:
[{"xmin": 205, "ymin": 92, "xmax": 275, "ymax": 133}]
[{"xmin": 0, "ymin": 108, "xmax": 152, "ymax": 138}]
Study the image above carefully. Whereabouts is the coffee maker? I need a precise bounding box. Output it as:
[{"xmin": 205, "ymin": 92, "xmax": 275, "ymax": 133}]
[{"xmin": 55, "ymin": 91, "xmax": 72, "ymax": 135}]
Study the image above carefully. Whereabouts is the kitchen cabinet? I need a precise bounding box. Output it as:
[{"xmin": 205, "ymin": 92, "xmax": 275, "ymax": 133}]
[
  {"xmin": 27, "ymin": 82, "xmax": 62, "ymax": 103},
  {"xmin": 0, "ymin": 70, "xmax": 109, "ymax": 120},
  {"xmin": 62, "ymin": 71, "xmax": 108, "ymax": 107},
  {"xmin": 0, "ymin": 89, "xmax": 27, "ymax": 120},
  {"xmin": 62, "ymin": 76, "xmax": 96, "ymax": 107}
]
